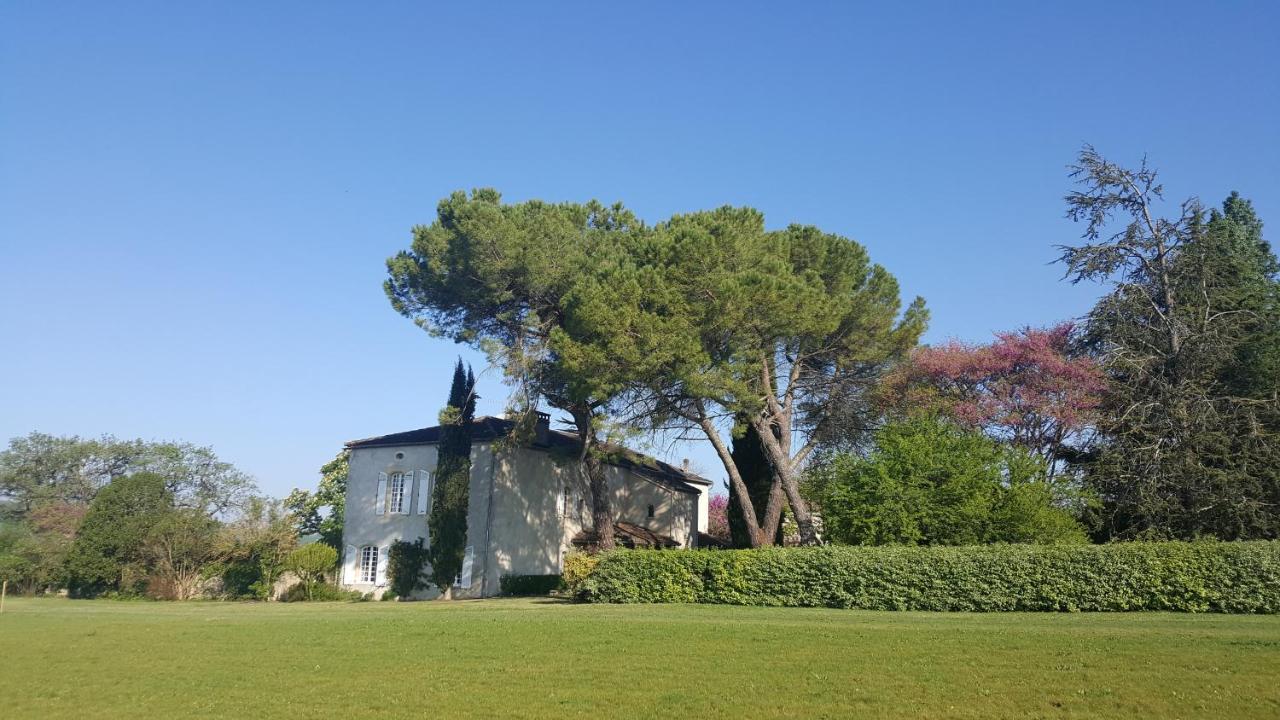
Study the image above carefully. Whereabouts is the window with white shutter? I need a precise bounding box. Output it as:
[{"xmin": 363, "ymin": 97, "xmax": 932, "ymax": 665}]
[
  {"xmin": 343, "ymin": 544, "xmax": 358, "ymax": 585},
  {"xmin": 374, "ymin": 473, "xmax": 388, "ymax": 515},
  {"xmin": 358, "ymin": 545, "xmax": 377, "ymax": 583},
  {"xmin": 388, "ymin": 472, "xmax": 409, "ymax": 514},
  {"xmin": 416, "ymin": 470, "xmax": 432, "ymax": 515},
  {"xmin": 375, "ymin": 546, "xmax": 389, "ymax": 586},
  {"xmin": 459, "ymin": 545, "xmax": 474, "ymax": 589}
]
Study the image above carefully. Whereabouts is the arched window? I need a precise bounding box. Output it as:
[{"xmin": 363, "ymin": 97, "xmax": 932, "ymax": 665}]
[{"xmin": 359, "ymin": 545, "xmax": 378, "ymax": 583}]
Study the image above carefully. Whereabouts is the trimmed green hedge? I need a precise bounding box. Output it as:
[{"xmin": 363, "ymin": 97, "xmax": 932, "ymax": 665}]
[
  {"xmin": 499, "ymin": 574, "xmax": 566, "ymax": 596},
  {"xmin": 578, "ymin": 542, "xmax": 1280, "ymax": 613}
]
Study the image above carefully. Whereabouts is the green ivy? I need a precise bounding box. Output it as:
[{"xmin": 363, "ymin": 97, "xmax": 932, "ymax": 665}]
[{"xmin": 387, "ymin": 538, "xmax": 429, "ymax": 599}]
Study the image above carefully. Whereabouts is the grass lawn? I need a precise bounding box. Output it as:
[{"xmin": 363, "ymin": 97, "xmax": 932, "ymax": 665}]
[{"xmin": 2, "ymin": 598, "xmax": 1278, "ymax": 719}]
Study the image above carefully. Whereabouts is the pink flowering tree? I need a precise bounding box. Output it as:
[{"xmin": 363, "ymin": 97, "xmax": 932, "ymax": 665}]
[
  {"xmin": 705, "ymin": 493, "xmax": 731, "ymax": 543},
  {"xmin": 879, "ymin": 322, "xmax": 1104, "ymax": 475}
]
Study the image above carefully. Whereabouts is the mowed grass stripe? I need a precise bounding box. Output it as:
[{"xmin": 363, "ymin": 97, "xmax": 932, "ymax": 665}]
[{"xmin": 1, "ymin": 598, "xmax": 1278, "ymax": 719}]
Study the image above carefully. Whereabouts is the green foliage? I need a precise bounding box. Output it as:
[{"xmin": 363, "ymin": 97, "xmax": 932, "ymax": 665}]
[
  {"xmin": 279, "ymin": 581, "xmax": 366, "ymax": 602},
  {"xmin": 387, "ymin": 537, "xmax": 429, "ymax": 599},
  {"xmin": 429, "ymin": 359, "xmax": 476, "ymax": 593},
  {"xmin": 1060, "ymin": 151, "xmax": 1280, "ymax": 540},
  {"xmin": 807, "ymin": 417, "xmax": 1088, "ymax": 546},
  {"xmin": 0, "ymin": 433, "xmax": 255, "ymax": 520},
  {"xmin": 215, "ymin": 497, "xmax": 297, "ymax": 599},
  {"xmin": 0, "ymin": 518, "xmax": 68, "ymax": 594},
  {"xmin": 499, "ymin": 574, "xmax": 565, "ymax": 596},
  {"xmin": 386, "ymin": 191, "xmax": 647, "ymax": 552},
  {"xmin": 579, "ymin": 542, "xmax": 1280, "ymax": 612},
  {"xmin": 569, "ymin": 207, "xmax": 927, "ymax": 545},
  {"xmin": 284, "ymin": 451, "xmax": 347, "ymax": 550},
  {"xmin": 727, "ymin": 421, "xmax": 782, "ymax": 547},
  {"xmin": 142, "ymin": 509, "xmax": 221, "ymax": 600},
  {"xmin": 561, "ymin": 551, "xmax": 599, "ymax": 597},
  {"xmin": 285, "ymin": 543, "xmax": 337, "ymax": 601},
  {"xmin": 65, "ymin": 472, "xmax": 173, "ymax": 598}
]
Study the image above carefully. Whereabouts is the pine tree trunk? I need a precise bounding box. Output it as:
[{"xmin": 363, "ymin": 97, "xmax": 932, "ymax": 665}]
[
  {"xmin": 750, "ymin": 416, "xmax": 820, "ymax": 545},
  {"xmin": 573, "ymin": 407, "xmax": 615, "ymax": 551}
]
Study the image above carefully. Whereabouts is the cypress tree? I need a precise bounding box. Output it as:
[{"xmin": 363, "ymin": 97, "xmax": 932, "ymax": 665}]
[
  {"xmin": 429, "ymin": 359, "xmax": 477, "ymax": 596},
  {"xmin": 727, "ymin": 422, "xmax": 784, "ymax": 547}
]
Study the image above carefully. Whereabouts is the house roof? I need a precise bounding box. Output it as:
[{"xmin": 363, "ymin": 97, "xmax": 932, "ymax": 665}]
[
  {"xmin": 571, "ymin": 521, "xmax": 681, "ymax": 549},
  {"xmin": 345, "ymin": 416, "xmax": 712, "ymax": 495}
]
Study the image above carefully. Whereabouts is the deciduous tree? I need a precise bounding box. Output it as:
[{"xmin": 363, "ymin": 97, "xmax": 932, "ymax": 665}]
[
  {"xmin": 805, "ymin": 416, "xmax": 1087, "ymax": 546},
  {"xmin": 877, "ymin": 323, "xmax": 1104, "ymax": 475},
  {"xmin": 64, "ymin": 472, "xmax": 173, "ymax": 598},
  {"xmin": 285, "ymin": 451, "xmax": 347, "ymax": 549},
  {"xmin": 144, "ymin": 509, "xmax": 221, "ymax": 600}
]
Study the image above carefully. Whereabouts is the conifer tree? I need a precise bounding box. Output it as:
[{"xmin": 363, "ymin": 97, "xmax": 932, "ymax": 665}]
[
  {"xmin": 428, "ymin": 359, "xmax": 476, "ymax": 596},
  {"xmin": 1060, "ymin": 148, "xmax": 1280, "ymax": 539},
  {"xmin": 727, "ymin": 422, "xmax": 783, "ymax": 547}
]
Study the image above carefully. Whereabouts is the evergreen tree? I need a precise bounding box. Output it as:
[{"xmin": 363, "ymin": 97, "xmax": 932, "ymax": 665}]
[
  {"xmin": 428, "ymin": 359, "xmax": 476, "ymax": 596},
  {"xmin": 1060, "ymin": 148, "xmax": 1280, "ymax": 539},
  {"xmin": 727, "ymin": 422, "xmax": 783, "ymax": 547}
]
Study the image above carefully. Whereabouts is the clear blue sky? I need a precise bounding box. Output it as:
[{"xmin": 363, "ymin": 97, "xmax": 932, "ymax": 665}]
[{"xmin": 3, "ymin": 1, "xmax": 1277, "ymax": 499}]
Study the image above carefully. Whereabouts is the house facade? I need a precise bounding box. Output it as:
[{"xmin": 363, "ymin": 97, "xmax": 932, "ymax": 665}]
[{"xmin": 339, "ymin": 414, "xmax": 711, "ymax": 598}]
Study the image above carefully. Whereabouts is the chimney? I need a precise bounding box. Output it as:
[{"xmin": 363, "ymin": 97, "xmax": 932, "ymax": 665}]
[
  {"xmin": 681, "ymin": 458, "xmax": 690, "ymax": 473},
  {"xmin": 534, "ymin": 411, "xmax": 551, "ymax": 446}
]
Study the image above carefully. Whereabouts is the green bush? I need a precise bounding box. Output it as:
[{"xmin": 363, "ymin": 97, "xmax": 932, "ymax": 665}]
[
  {"xmin": 579, "ymin": 542, "xmax": 1280, "ymax": 613},
  {"xmin": 562, "ymin": 552, "xmax": 600, "ymax": 598},
  {"xmin": 285, "ymin": 543, "xmax": 338, "ymax": 601},
  {"xmin": 805, "ymin": 417, "xmax": 1089, "ymax": 546},
  {"xmin": 499, "ymin": 574, "xmax": 565, "ymax": 596},
  {"xmin": 279, "ymin": 582, "xmax": 366, "ymax": 602}
]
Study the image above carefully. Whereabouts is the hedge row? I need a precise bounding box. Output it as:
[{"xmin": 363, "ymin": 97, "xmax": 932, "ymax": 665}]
[
  {"xmin": 499, "ymin": 574, "xmax": 565, "ymax": 596},
  {"xmin": 577, "ymin": 542, "xmax": 1280, "ymax": 613}
]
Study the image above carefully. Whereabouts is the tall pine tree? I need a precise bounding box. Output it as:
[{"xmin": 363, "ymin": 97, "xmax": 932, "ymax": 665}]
[
  {"xmin": 1060, "ymin": 148, "xmax": 1280, "ymax": 539},
  {"xmin": 429, "ymin": 359, "xmax": 476, "ymax": 597}
]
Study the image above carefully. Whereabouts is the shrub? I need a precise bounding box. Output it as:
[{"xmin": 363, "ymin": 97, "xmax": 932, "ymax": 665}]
[
  {"xmin": 562, "ymin": 552, "xmax": 600, "ymax": 598},
  {"xmin": 806, "ymin": 417, "xmax": 1089, "ymax": 546},
  {"xmin": 579, "ymin": 542, "xmax": 1280, "ymax": 613},
  {"xmin": 499, "ymin": 574, "xmax": 565, "ymax": 596},
  {"xmin": 279, "ymin": 581, "xmax": 365, "ymax": 602},
  {"xmin": 285, "ymin": 543, "xmax": 338, "ymax": 601}
]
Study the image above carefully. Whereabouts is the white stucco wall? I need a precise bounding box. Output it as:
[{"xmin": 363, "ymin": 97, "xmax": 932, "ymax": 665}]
[{"xmin": 339, "ymin": 440, "xmax": 705, "ymax": 598}]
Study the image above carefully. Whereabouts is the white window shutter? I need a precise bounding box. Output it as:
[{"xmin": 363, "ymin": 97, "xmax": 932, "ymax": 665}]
[
  {"xmin": 459, "ymin": 545, "xmax": 474, "ymax": 589},
  {"xmin": 342, "ymin": 544, "xmax": 357, "ymax": 585},
  {"xmin": 401, "ymin": 470, "xmax": 414, "ymax": 514},
  {"xmin": 375, "ymin": 472, "xmax": 387, "ymax": 515},
  {"xmin": 376, "ymin": 545, "xmax": 389, "ymax": 586},
  {"xmin": 417, "ymin": 470, "xmax": 431, "ymax": 515}
]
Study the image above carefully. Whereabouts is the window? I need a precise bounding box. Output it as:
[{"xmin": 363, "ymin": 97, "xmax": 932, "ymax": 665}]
[
  {"xmin": 359, "ymin": 545, "xmax": 377, "ymax": 583},
  {"xmin": 389, "ymin": 472, "xmax": 407, "ymax": 514},
  {"xmin": 647, "ymin": 504, "xmax": 655, "ymax": 518}
]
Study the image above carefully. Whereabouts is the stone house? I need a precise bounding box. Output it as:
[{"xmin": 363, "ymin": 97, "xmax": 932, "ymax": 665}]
[{"xmin": 339, "ymin": 413, "xmax": 711, "ymax": 598}]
